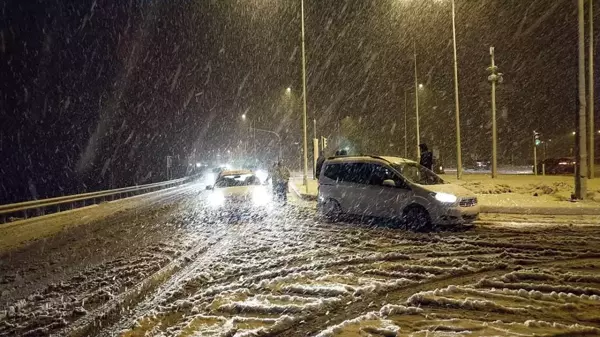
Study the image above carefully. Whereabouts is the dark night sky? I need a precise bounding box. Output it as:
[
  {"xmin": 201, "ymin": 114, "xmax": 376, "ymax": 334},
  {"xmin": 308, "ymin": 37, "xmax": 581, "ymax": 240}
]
[{"xmin": 0, "ymin": 0, "xmax": 597, "ymax": 203}]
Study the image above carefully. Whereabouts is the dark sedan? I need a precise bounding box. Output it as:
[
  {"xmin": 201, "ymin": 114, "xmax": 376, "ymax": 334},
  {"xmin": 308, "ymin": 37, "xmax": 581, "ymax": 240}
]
[{"xmin": 536, "ymin": 157, "xmax": 575, "ymax": 175}]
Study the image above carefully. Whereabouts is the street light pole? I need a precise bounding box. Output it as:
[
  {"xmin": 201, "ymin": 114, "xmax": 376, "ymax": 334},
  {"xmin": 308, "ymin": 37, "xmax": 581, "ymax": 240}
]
[
  {"xmin": 490, "ymin": 47, "xmax": 497, "ymax": 178},
  {"xmin": 589, "ymin": 0, "xmax": 595, "ymax": 179},
  {"xmin": 488, "ymin": 47, "xmax": 502, "ymax": 178},
  {"xmin": 576, "ymin": 0, "xmax": 588, "ymax": 199},
  {"xmin": 413, "ymin": 41, "xmax": 421, "ymax": 160},
  {"xmin": 404, "ymin": 89, "xmax": 408, "ymax": 158},
  {"xmin": 300, "ymin": 0, "xmax": 309, "ymax": 192},
  {"xmin": 451, "ymin": 0, "xmax": 463, "ymax": 180}
]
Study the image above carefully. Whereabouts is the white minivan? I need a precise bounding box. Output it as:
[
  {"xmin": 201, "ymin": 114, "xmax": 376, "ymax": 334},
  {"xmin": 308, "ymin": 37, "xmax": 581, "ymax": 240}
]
[{"xmin": 317, "ymin": 156, "xmax": 479, "ymax": 229}]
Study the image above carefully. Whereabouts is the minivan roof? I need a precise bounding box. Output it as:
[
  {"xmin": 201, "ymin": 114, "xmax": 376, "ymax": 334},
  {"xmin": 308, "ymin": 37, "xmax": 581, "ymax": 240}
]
[{"xmin": 326, "ymin": 155, "xmax": 418, "ymax": 165}]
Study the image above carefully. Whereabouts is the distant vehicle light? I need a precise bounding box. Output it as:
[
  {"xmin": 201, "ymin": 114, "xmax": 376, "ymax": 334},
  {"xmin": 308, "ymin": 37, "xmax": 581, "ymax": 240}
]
[
  {"xmin": 196, "ymin": 162, "xmax": 202, "ymax": 168},
  {"xmin": 558, "ymin": 162, "xmax": 568, "ymax": 165}
]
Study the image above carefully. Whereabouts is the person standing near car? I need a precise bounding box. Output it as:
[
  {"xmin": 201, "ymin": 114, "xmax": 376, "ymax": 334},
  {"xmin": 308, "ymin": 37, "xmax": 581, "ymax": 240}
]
[
  {"xmin": 315, "ymin": 150, "xmax": 325, "ymax": 180},
  {"xmin": 268, "ymin": 162, "xmax": 279, "ymax": 195},
  {"xmin": 419, "ymin": 143, "xmax": 433, "ymax": 170},
  {"xmin": 275, "ymin": 161, "xmax": 290, "ymax": 203}
]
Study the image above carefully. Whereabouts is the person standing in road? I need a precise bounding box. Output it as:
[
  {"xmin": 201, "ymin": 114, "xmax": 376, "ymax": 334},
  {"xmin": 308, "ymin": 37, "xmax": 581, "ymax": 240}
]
[
  {"xmin": 275, "ymin": 161, "xmax": 290, "ymax": 203},
  {"xmin": 268, "ymin": 162, "xmax": 279, "ymax": 195},
  {"xmin": 419, "ymin": 143, "xmax": 433, "ymax": 170},
  {"xmin": 315, "ymin": 150, "xmax": 325, "ymax": 180}
]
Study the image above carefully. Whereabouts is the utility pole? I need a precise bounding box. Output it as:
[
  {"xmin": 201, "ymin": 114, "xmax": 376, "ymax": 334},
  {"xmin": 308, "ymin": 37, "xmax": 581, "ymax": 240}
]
[
  {"xmin": 313, "ymin": 118, "xmax": 317, "ymax": 180},
  {"xmin": 413, "ymin": 41, "xmax": 421, "ymax": 160},
  {"xmin": 589, "ymin": 0, "xmax": 595, "ymax": 178},
  {"xmin": 300, "ymin": 0, "xmax": 309, "ymax": 192},
  {"xmin": 451, "ymin": 0, "xmax": 463, "ymax": 180},
  {"xmin": 404, "ymin": 89, "xmax": 408, "ymax": 158},
  {"xmin": 487, "ymin": 47, "xmax": 503, "ymax": 178},
  {"xmin": 533, "ymin": 132, "xmax": 539, "ymax": 176},
  {"xmin": 576, "ymin": 0, "xmax": 588, "ymax": 199}
]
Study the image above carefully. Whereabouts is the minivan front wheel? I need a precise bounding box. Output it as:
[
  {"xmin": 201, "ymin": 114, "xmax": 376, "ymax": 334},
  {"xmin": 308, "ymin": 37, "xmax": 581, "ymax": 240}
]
[
  {"xmin": 403, "ymin": 206, "xmax": 432, "ymax": 232},
  {"xmin": 319, "ymin": 199, "xmax": 342, "ymax": 221}
]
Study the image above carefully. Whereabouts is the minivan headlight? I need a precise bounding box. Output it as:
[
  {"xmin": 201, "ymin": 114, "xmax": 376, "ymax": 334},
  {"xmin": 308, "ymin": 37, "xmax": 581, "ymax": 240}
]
[{"xmin": 434, "ymin": 192, "xmax": 457, "ymax": 203}]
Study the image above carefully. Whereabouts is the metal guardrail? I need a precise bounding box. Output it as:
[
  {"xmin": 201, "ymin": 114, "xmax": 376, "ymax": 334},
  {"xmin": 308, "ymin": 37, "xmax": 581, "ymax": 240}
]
[{"xmin": 0, "ymin": 176, "xmax": 196, "ymax": 224}]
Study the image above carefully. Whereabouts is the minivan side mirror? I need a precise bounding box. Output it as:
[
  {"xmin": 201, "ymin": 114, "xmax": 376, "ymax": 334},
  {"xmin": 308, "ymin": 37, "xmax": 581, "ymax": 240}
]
[{"xmin": 382, "ymin": 179, "xmax": 396, "ymax": 188}]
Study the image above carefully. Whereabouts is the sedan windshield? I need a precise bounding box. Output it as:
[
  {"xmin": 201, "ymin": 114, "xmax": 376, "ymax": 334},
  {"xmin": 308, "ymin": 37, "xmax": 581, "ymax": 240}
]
[
  {"xmin": 392, "ymin": 163, "xmax": 444, "ymax": 185},
  {"xmin": 214, "ymin": 174, "xmax": 260, "ymax": 188}
]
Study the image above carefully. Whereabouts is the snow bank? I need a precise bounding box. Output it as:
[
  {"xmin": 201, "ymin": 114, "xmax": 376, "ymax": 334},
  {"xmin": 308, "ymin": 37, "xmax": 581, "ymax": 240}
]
[
  {"xmin": 281, "ymin": 283, "xmax": 354, "ymax": 297},
  {"xmin": 353, "ymin": 278, "xmax": 414, "ymax": 296},
  {"xmin": 217, "ymin": 294, "xmax": 341, "ymax": 314},
  {"xmin": 379, "ymin": 304, "xmax": 423, "ymax": 316},
  {"xmin": 234, "ymin": 315, "xmax": 297, "ymax": 337},
  {"xmin": 362, "ymin": 268, "xmax": 435, "ymax": 280},
  {"xmin": 522, "ymin": 319, "xmax": 600, "ymax": 333},
  {"xmin": 406, "ymin": 287, "xmax": 528, "ymax": 314},
  {"xmin": 314, "ymin": 311, "xmax": 380, "ymax": 337},
  {"xmin": 477, "ymin": 278, "xmax": 600, "ymax": 296}
]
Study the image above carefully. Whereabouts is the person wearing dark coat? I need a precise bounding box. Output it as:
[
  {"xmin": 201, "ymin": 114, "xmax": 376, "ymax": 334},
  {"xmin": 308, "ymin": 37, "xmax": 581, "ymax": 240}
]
[
  {"xmin": 315, "ymin": 151, "xmax": 325, "ymax": 179},
  {"xmin": 419, "ymin": 143, "xmax": 433, "ymax": 170}
]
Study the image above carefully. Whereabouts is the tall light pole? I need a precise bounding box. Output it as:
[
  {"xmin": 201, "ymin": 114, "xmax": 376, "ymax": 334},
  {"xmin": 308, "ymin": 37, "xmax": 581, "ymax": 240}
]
[
  {"xmin": 576, "ymin": 0, "xmax": 588, "ymax": 199},
  {"xmin": 300, "ymin": 0, "xmax": 309, "ymax": 191},
  {"xmin": 451, "ymin": 0, "xmax": 463, "ymax": 179},
  {"xmin": 405, "ymin": 85, "xmax": 424, "ymax": 160},
  {"xmin": 404, "ymin": 89, "xmax": 408, "ymax": 158},
  {"xmin": 488, "ymin": 47, "xmax": 503, "ymax": 178},
  {"xmin": 413, "ymin": 41, "xmax": 421, "ymax": 160},
  {"xmin": 589, "ymin": 0, "xmax": 595, "ymax": 179}
]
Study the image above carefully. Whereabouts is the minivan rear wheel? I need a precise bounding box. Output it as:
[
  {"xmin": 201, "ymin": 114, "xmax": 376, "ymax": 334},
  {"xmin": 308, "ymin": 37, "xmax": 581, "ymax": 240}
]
[
  {"xmin": 320, "ymin": 198, "xmax": 342, "ymax": 221},
  {"xmin": 403, "ymin": 206, "xmax": 432, "ymax": 232}
]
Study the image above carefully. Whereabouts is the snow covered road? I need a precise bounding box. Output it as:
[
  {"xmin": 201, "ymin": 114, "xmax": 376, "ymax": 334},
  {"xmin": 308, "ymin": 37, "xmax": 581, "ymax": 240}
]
[{"xmin": 1, "ymin": 188, "xmax": 600, "ymax": 336}]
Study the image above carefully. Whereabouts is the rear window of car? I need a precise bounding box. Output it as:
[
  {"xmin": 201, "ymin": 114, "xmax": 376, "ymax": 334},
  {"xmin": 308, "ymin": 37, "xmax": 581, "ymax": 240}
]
[{"xmin": 215, "ymin": 174, "xmax": 260, "ymax": 187}]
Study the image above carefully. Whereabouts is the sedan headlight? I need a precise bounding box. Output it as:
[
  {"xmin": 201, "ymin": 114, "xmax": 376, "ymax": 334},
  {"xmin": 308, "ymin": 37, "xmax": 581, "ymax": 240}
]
[
  {"xmin": 208, "ymin": 190, "xmax": 225, "ymax": 208},
  {"xmin": 255, "ymin": 169, "xmax": 268, "ymax": 183},
  {"xmin": 252, "ymin": 187, "xmax": 271, "ymax": 206},
  {"xmin": 434, "ymin": 192, "xmax": 457, "ymax": 203},
  {"xmin": 204, "ymin": 173, "xmax": 216, "ymax": 185}
]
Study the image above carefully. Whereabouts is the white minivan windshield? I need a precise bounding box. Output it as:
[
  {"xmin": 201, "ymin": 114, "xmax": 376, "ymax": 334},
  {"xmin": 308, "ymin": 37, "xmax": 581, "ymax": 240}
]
[{"xmin": 392, "ymin": 163, "xmax": 444, "ymax": 186}]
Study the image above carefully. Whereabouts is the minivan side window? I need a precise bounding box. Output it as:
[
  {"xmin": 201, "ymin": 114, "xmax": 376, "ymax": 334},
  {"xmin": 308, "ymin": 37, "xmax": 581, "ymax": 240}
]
[
  {"xmin": 323, "ymin": 163, "xmax": 341, "ymax": 181},
  {"xmin": 369, "ymin": 164, "xmax": 395, "ymax": 185},
  {"xmin": 323, "ymin": 162, "xmax": 372, "ymax": 184},
  {"xmin": 342, "ymin": 163, "xmax": 371, "ymax": 184}
]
